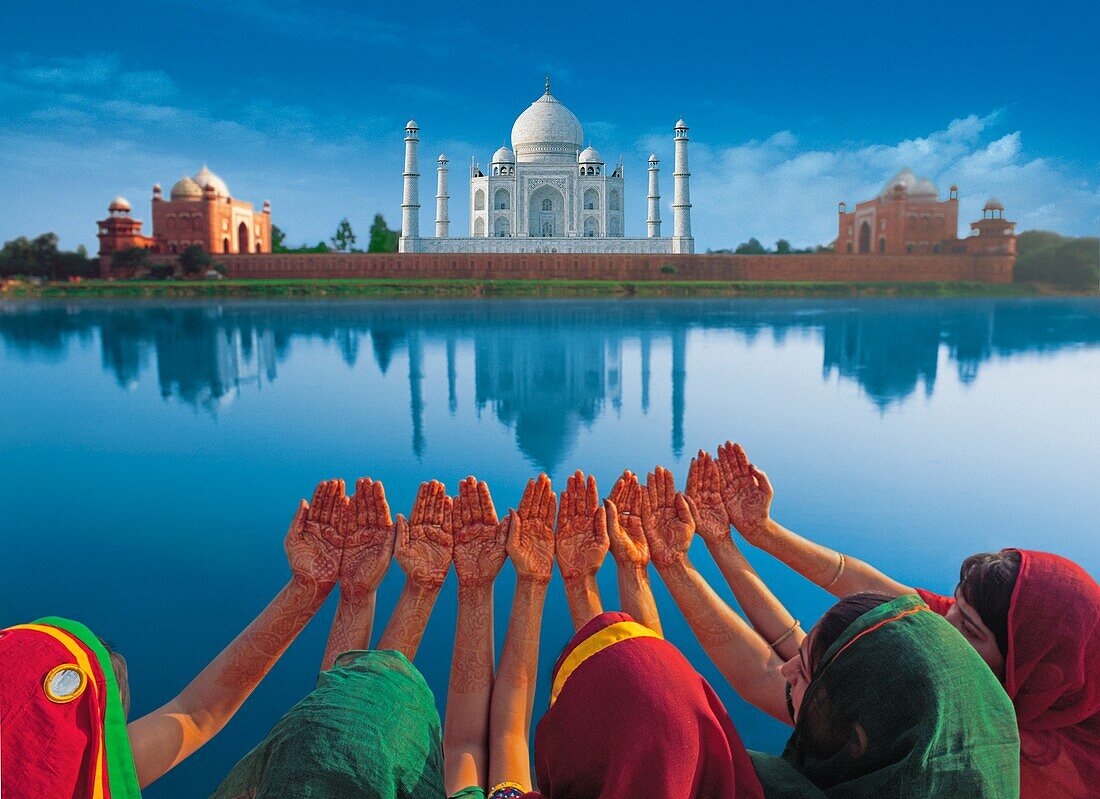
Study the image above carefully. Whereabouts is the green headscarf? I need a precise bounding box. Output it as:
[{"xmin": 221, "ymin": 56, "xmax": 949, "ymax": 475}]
[
  {"xmin": 210, "ymin": 650, "xmax": 446, "ymax": 799},
  {"xmin": 751, "ymin": 594, "xmax": 1020, "ymax": 798}
]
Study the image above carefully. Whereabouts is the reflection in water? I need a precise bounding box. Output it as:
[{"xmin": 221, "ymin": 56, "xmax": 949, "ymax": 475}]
[{"xmin": 2, "ymin": 299, "xmax": 1098, "ymax": 471}]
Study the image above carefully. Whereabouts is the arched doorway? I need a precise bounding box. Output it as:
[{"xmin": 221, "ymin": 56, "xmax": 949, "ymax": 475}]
[
  {"xmin": 222, "ymin": 238, "xmax": 230, "ymax": 254},
  {"xmin": 858, "ymin": 221, "xmax": 871, "ymax": 253},
  {"xmin": 879, "ymin": 237, "xmax": 886, "ymax": 254},
  {"xmin": 528, "ymin": 185, "xmax": 564, "ymax": 238},
  {"xmin": 238, "ymin": 222, "xmax": 249, "ymax": 254}
]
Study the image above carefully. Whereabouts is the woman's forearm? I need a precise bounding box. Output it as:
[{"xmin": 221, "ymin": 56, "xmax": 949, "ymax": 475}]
[
  {"xmin": 444, "ymin": 583, "xmax": 495, "ymax": 794},
  {"xmin": 127, "ymin": 575, "xmax": 329, "ymax": 787},
  {"xmin": 376, "ymin": 580, "xmax": 442, "ymax": 661},
  {"xmin": 320, "ymin": 590, "xmax": 377, "ymax": 671},
  {"xmin": 616, "ymin": 564, "xmax": 662, "ymax": 636},
  {"xmin": 489, "ymin": 577, "xmax": 548, "ymax": 789},
  {"xmin": 656, "ymin": 558, "xmax": 789, "ymax": 722},
  {"xmin": 562, "ymin": 573, "xmax": 603, "ymax": 630},
  {"xmin": 706, "ymin": 538, "xmax": 802, "ymax": 660},
  {"xmin": 755, "ymin": 518, "xmax": 914, "ymax": 598}
]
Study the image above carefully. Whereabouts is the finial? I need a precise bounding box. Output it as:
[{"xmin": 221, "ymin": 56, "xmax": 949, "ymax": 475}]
[{"xmin": 545, "ymin": 74, "xmax": 551, "ymax": 95}]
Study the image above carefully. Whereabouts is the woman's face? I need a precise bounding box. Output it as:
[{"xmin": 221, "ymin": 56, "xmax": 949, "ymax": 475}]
[
  {"xmin": 944, "ymin": 588, "xmax": 1005, "ymax": 680},
  {"xmin": 779, "ymin": 630, "xmax": 815, "ymax": 722}
]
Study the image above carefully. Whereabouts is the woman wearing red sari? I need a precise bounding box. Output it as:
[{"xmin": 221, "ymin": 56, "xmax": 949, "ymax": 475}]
[{"xmin": 715, "ymin": 441, "xmax": 1100, "ymax": 798}]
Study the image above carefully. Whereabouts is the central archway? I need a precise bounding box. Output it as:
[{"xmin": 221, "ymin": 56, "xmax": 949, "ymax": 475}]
[
  {"xmin": 238, "ymin": 222, "xmax": 249, "ymax": 254},
  {"xmin": 858, "ymin": 221, "xmax": 872, "ymax": 253},
  {"xmin": 528, "ymin": 185, "xmax": 564, "ymax": 237}
]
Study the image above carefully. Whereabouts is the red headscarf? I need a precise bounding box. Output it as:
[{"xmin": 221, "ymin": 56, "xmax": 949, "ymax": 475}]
[
  {"xmin": 919, "ymin": 549, "xmax": 1100, "ymax": 798},
  {"xmin": 526, "ymin": 611, "xmax": 763, "ymax": 799}
]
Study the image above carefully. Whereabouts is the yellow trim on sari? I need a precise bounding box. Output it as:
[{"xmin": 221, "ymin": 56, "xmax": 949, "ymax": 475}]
[{"xmin": 549, "ymin": 621, "xmax": 662, "ymax": 706}]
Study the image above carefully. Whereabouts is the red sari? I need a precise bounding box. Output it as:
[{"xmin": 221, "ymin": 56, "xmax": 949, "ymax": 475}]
[
  {"xmin": 523, "ymin": 611, "xmax": 763, "ymax": 799},
  {"xmin": 918, "ymin": 549, "xmax": 1100, "ymax": 798}
]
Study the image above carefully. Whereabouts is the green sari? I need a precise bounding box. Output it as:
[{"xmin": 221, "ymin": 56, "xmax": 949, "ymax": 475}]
[
  {"xmin": 751, "ymin": 594, "xmax": 1020, "ymax": 798},
  {"xmin": 211, "ymin": 650, "xmax": 447, "ymax": 799}
]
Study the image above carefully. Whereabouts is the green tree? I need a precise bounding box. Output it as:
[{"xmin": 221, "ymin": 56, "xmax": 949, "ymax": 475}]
[
  {"xmin": 734, "ymin": 237, "xmax": 766, "ymax": 255},
  {"xmin": 111, "ymin": 247, "xmax": 153, "ymax": 275},
  {"xmin": 1015, "ymin": 231, "xmax": 1099, "ymax": 290},
  {"xmin": 179, "ymin": 245, "xmax": 213, "ymax": 276},
  {"xmin": 775, "ymin": 239, "xmax": 792, "ymax": 254},
  {"xmin": 272, "ymin": 225, "xmax": 288, "ymax": 253},
  {"xmin": 367, "ymin": 214, "xmax": 399, "ymax": 253},
  {"xmin": 331, "ymin": 218, "xmax": 357, "ymax": 252}
]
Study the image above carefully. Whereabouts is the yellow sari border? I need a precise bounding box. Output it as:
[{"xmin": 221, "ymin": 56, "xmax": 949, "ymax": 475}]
[{"xmin": 549, "ymin": 621, "xmax": 662, "ymax": 706}]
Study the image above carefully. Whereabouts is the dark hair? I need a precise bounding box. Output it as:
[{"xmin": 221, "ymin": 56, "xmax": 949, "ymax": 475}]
[
  {"xmin": 808, "ymin": 592, "xmax": 895, "ymax": 676},
  {"xmin": 957, "ymin": 550, "xmax": 1021, "ymax": 657}
]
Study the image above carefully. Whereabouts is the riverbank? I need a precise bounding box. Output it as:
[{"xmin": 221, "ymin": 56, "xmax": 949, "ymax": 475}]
[{"xmin": 0, "ymin": 278, "xmax": 1073, "ymax": 300}]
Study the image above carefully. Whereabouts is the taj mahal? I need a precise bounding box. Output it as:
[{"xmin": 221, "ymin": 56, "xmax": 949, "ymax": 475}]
[{"xmin": 398, "ymin": 79, "xmax": 694, "ymax": 254}]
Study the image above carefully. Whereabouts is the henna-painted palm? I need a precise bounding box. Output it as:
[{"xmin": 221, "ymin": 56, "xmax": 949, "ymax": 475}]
[
  {"xmin": 452, "ymin": 476, "xmax": 508, "ymax": 587},
  {"xmin": 643, "ymin": 466, "xmax": 695, "ymax": 569},
  {"xmin": 285, "ymin": 479, "xmax": 347, "ymax": 592},
  {"xmin": 507, "ymin": 473, "xmax": 557, "ymax": 583},
  {"xmin": 556, "ymin": 470, "xmax": 609, "ymax": 580},
  {"xmin": 395, "ymin": 480, "xmax": 453, "ymax": 588},
  {"xmin": 716, "ymin": 441, "xmax": 774, "ymax": 543},
  {"xmin": 340, "ymin": 477, "xmax": 396, "ymax": 598},
  {"xmin": 606, "ymin": 470, "xmax": 650, "ymax": 566},
  {"xmin": 686, "ymin": 451, "xmax": 732, "ymax": 544}
]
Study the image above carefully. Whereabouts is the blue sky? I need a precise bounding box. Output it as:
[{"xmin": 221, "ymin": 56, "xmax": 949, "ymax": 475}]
[{"xmin": 2, "ymin": 0, "xmax": 1097, "ymax": 252}]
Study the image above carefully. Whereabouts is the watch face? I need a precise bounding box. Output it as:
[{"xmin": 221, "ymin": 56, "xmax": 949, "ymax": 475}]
[{"xmin": 45, "ymin": 664, "xmax": 87, "ymax": 703}]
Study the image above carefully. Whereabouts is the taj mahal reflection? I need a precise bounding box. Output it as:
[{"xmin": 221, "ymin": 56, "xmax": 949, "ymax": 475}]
[{"xmin": 1, "ymin": 300, "xmax": 1097, "ymax": 471}]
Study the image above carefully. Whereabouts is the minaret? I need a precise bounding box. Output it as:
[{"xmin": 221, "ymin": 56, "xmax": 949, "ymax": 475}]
[
  {"xmin": 435, "ymin": 153, "xmax": 449, "ymax": 238},
  {"xmin": 399, "ymin": 119, "xmax": 420, "ymax": 253},
  {"xmin": 672, "ymin": 119, "xmax": 694, "ymax": 254},
  {"xmin": 647, "ymin": 153, "xmax": 661, "ymax": 238}
]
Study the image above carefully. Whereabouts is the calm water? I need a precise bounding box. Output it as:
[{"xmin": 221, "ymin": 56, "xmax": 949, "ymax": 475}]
[{"xmin": 2, "ymin": 297, "xmax": 1098, "ymax": 797}]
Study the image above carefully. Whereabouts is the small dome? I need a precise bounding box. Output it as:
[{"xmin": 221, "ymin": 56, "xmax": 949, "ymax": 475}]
[
  {"xmin": 152, "ymin": 183, "xmax": 162, "ymax": 193},
  {"xmin": 492, "ymin": 145, "xmax": 515, "ymax": 164},
  {"xmin": 406, "ymin": 119, "xmax": 418, "ymax": 130},
  {"xmin": 648, "ymin": 152, "xmax": 658, "ymax": 162},
  {"xmin": 193, "ymin": 165, "xmax": 230, "ymax": 198},
  {"xmin": 170, "ymin": 175, "xmax": 203, "ymax": 201},
  {"xmin": 910, "ymin": 178, "xmax": 939, "ymax": 199},
  {"xmin": 675, "ymin": 118, "xmax": 688, "ymax": 130},
  {"xmin": 438, "ymin": 153, "xmax": 448, "ymax": 163},
  {"xmin": 108, "ymin": 196, "xmax": 131, "ymax": 213},
  {"xmin": 881, "ymin": 168, "xmax": 917, "ymax": 198},
  {"xmin": 579, "ymin": 145, "xmax": 602, "ymax": 163},
  {"xmin": 984, "ymin": 197, "xmax": 1005, "ymax": 211}
]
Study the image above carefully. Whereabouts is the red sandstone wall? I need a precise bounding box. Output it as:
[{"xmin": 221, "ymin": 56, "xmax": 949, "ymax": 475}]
[{"xmin": 103, "ymin": 252, "xmax": 1015, "ymax": 284}]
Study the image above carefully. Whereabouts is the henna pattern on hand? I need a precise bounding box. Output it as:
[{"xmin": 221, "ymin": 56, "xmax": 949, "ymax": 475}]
[
  {"xmin": 607, "ymin": 470, "xmax": 651, "ymax": 566},
  {"xmin": 555, "ymin": 470, "xmax": 609, "ymax": 580},
  {"xmin": 642, "ymin": 466, "xmax": 694, "ymax": 569},
  {"xmin": 339, "ymin": 477, "xmax": 396, "ymax": 600},
  {"xmin": 717, "ymin": 442, "xmax": 774, "ymax": 542},
  {"xmin": 686, "ymin": 451, "xmax": 733, "ymax": 544},
  {"xmin": 452, "ymin": 477, "xmax": 507, "ymax": 587},
  {"xmin": 284, "ymin": 479, "xmax": 346, "ymax": 593},
  {"xmin": 395, "ymin": 480, "xmax": 454, "ymax": 588},
  {"xmin": 507, "ymin": 474, "xmax": 556, "ymax": 584},
  {"xmin": 451, "ymin": 584, "xmax": 495, "ymax": 693}
]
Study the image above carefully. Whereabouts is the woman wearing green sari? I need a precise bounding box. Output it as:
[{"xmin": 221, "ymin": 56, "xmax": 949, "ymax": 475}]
[{"xmin": 643, "ymin": 460, "xmax": 1020, "ymax": 798}]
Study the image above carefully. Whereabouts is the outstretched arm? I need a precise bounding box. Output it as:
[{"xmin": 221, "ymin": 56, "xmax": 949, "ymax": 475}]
[
  {"xmin": 607, "ymin": 471, "xmax": 662, "ymax": 635},
  {"xmin": 376, "ymin": 480, "xmax": 452, "ymax": 660},
  {"xmin": 489, "ymin": 475, "xmax": 555, "ymax": 791},
  {"xmin": 717, "ymin": 442, "xmax": 914, "ymax": 598},
  {"xmin": 644, "ymin": 467, "xmax": 790, "ymax": 723},
  {"xmin": 445, "ymin": 477, "xmax": 508, "ymax": 796},
  {"xmin": 686, "ymin": 451, "xmax": 803, "ymax": 660},
  {"xmin": 556, "ymin": 470, "xmax": 608, "ymax": 630},
  {"xmin": 321, "ymin": 477, "xmax": 395, "ymax": 670},
  {"xmin": 127, "ymin": 480, "xmax": 345, "ymax": 788}
]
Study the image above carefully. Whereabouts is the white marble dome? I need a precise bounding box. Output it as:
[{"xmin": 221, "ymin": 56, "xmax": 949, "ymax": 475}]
[
  {"xmin": 910, "ymin": 177, "xmax": 939, "ymax": 199},
  {"xmin": 578, "ymin": 145, "xmax": 602, "ymax": 163},
  {"xmin": 170, "ymin": 175, "xmax": 203, "ymax": 201},
  {"xmin": 492, "ymin": 145, "xmax": 516, "ymax": 164},
  {"xmin": 881, "ymin": 168, "xmax": 917, "ymax": 197},
  {"xmin": 193, "ymin": 165, "xmax": 230, "ymax": 198},
  {"xmin": 108, "ymin": 196, "xmax": 131, "ymax": 213},
  {"xmin": 511, "ymin": 90, "xmax": 583, "ymax": 164}
]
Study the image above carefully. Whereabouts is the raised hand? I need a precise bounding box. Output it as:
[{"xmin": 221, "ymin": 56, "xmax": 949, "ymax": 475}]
[
  {"xmin": 686, "ymin": 451, "xmax": 732, "ymax": 544},
  {"xmin": 452, "ymin": 477, "xmax": 508, "ymax": 587},
  {"xmin": 643, "ymin": 466, "xmax": 694, "ymax": 569},
  {"xmin": 507, "ymin": 474, "xmax": 557, "ymax": 585},
  {"xmin": 339, "ymin": 477, "xmax": 396, "ymax": 600},
  {"xmin": 716, "ymin": 442, "xmax": 774, "ymax": 542},
  {"xmin": 606, "ymin": 470, "xmax": 650, "ymax": 566},
  {"xmin": 395, "ymin": 480, "xmax": 454, "ymax": 588},
  {"xmin": 555, "ymin": 470, "xmax": 609, "ymax": 580},
  {"xmin": 285, "ymin": 479, "xmax": 347, "ymax": 592}
]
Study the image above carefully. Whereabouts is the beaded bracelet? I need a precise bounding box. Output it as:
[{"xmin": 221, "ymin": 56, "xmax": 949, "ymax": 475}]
[
  {"xmin": 769, "ymin": 619, "xmax": 801, "ymax": 649},
  {"xmin": 489, "ymin": 781, "xmax": 527, "ymax": 799}
]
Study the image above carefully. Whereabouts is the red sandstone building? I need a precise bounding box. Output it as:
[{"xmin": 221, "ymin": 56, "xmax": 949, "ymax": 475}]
[
  {"xmin": 836, "ymin": 169, "xmax": 1015, "ymax": 257},
  {"xmin": 97, "ymin": 166, "xmax": 271, "ymax": 260}
]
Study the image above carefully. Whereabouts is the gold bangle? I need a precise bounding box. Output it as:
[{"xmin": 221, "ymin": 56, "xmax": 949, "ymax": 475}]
[
  {"xmin": 769, "ymin": 620, "xmax": 801, "ymax": 649},
  {"xmin": 824, "ymin": 551, "xmax": 846, "ymax": 588}
]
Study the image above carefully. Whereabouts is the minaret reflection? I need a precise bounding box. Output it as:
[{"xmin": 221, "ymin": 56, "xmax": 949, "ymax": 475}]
[
  {"xmin": 670, "ymin": 328, "xmax": 686, "ymax": 457},
  {"xmin": 408, "ymin": 330, "xmax": 425, "ymax": 458},
  {"xmin": 640, "ymin": 333, "xmax": 651, "ymax": 413}
]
